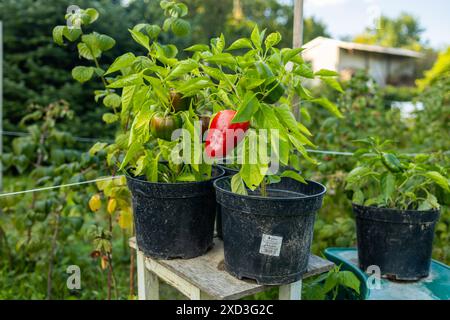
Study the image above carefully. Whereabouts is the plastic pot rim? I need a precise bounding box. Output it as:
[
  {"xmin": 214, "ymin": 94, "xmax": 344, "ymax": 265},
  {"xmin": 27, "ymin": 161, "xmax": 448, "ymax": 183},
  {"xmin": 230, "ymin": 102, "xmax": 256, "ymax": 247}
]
[
  {"xmin": 125, "ymin": 165, "xmax": 225, "ymax": 187},
  {"xmin": 213, "ymin": 175, "xmax": 327, "ymax": 201}
]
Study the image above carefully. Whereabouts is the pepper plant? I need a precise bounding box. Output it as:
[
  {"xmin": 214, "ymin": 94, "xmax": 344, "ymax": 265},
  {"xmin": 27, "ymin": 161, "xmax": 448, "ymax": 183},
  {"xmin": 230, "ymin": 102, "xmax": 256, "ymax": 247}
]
[
  {"xmin": 195, "ymin": 27, "xmax": 345, "ymax": 194},
  {"xmin": 54, "ymin": 1, "xmax": 344, "ymax": 192},
  {"xmin": 54, "ymin": 1, "xmax": 217, "ymax": 183},
  {"xmin": 345, "ymin": 137, "xmax": 450, "ymax": 210}
]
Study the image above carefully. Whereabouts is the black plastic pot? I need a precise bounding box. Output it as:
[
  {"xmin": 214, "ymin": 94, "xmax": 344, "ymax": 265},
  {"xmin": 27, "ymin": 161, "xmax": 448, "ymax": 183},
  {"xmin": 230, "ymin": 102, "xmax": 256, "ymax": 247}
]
[
  {"xmin": 215, "ymin": 165, "xmax": 239, "ymax": 239},
  {"xmin": 353, "ymin": 204, "xmax": 440, "ymax": 281},
  {"xmin": 126, "ymin": 167, "xmax": 225, "ymax": 259},
  {"xmin": 214, "ymin": 176, "xmax": 326, "ymax": 285}
]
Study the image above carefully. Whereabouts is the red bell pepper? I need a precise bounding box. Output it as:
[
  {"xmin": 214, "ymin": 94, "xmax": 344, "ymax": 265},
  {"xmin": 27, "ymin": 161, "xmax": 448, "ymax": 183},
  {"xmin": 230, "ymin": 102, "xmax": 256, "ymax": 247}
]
[{"xmin": 205, "ymin": 110, "xmax": 250, "ymax": 158}]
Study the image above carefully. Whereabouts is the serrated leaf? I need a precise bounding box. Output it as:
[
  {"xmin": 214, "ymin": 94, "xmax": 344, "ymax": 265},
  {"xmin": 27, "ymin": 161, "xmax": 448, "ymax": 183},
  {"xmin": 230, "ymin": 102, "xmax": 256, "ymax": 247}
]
[
  {"xmin": 84, "ymin": 8, "xmax": 99, "ymax": 24},
  {"xmin": 102, "ymin": 113, "xmax": 119, "ymax": 124},
  {"xmin": 77, "ymin": 42, "xmax": 98, "ymax": 60},
  {"xmin": 171, "ymin": 18, "xmax": 191, "ymax": 36},
  {"xmin": 89, "ymin": 142, "xmax": 107, "ymax": 155},
  {"xmin": 63, "ymin": 27, "xmax": 82, "ymax": 42},
  {"xmin": 52, "ymin": 26, "xmax": 65, "ymax": 46},
  {"xmin": 71, "ymin": 66, "xmax": 94, "ymax": 83},
  {"xmin": 103, "ymin": 93, "xmax": 121, "ymax": 108}
]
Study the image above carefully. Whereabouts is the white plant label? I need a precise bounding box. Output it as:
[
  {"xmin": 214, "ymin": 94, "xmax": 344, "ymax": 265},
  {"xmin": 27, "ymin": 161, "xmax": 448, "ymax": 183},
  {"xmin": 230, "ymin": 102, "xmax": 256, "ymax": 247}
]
[{"xmin": 259, "ymin": 234, "xmax": 283, "ymax": 257}]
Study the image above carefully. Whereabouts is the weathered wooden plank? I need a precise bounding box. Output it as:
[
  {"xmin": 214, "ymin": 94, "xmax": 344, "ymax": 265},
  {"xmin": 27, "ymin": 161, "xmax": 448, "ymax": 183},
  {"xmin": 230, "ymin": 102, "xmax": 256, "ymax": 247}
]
[
  {"xmin": 129, "ymin": 237, "xmax": 334, "ymax": 300},
  {"xmin": 279, "ymin": 280, "xmax": 302, "ymax": 300},
  {"xmin": 136, "ymin": 250, "xmax": 159, "ymax": 300}
]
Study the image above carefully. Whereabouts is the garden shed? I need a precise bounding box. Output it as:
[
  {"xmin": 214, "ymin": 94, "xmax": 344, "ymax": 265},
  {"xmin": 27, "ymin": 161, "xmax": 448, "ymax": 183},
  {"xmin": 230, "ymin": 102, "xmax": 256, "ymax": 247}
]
[{"xmin": 302, "ymin": 36, "xmax": 424, "ymax": 86}]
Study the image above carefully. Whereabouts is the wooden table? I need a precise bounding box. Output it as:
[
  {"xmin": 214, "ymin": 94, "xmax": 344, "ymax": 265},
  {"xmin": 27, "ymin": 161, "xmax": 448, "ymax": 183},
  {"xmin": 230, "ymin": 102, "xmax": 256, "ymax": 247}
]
[{"xmin": 130, "ymin": 237, "xmax": 334, "ymax": 300}]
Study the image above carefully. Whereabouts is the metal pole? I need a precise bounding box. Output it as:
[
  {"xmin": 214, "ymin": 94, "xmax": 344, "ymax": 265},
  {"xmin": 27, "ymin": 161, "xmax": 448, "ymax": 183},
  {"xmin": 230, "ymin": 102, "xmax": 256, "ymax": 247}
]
[
  {"xmin": 0, "ymin": 21, "xmax": 3, "ymax": 192},
  {"xmin": 292, "ymin": 0, "xmax": 304, "ymax": 120}
]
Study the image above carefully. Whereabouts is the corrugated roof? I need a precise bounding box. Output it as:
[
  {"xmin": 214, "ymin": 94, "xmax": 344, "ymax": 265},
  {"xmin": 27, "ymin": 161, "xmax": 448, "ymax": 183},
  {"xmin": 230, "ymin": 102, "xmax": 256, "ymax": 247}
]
[{"xmin": 303, "ymin": 37, "xmax": 424, "ymax": 58}]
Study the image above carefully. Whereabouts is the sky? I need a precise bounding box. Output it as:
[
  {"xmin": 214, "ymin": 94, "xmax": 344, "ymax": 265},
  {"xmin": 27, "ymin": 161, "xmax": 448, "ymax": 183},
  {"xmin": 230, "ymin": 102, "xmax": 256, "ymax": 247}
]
[{"xmin": 294, "ymin": 0, "xmax": 450, "ymax": 49}]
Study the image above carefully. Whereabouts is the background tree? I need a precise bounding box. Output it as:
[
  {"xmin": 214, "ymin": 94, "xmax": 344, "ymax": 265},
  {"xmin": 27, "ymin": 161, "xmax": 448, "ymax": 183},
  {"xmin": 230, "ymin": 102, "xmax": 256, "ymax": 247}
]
[
  {"xmin": 353, "ymin": 12, "xmax": 425, "ymax": 50},
  {"xmin": 0, "ymin": 0, "xmax": 330, "ymax": 144}
]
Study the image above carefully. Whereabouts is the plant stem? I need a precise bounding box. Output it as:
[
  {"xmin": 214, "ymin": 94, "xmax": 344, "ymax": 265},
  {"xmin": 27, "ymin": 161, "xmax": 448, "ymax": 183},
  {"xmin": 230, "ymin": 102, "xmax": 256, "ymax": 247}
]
[
  {"xmin": 46, "ymin": 211, "xmax": 60, "ymax": 300},
  {"xmin": 260, "ymin": 178, "xmax": 267, "ymax": 197}
]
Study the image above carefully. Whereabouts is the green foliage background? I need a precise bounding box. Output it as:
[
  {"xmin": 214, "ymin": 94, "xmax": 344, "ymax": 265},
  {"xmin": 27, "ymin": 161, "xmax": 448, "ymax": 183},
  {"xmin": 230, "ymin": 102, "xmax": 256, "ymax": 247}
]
[{"xmin": 0, "ymin": 0, "xmax": 448, "ymax": 300}]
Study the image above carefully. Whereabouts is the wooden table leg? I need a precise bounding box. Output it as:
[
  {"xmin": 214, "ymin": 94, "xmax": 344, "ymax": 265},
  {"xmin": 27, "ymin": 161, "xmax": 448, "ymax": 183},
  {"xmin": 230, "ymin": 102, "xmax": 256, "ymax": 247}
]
[
  {"xmin": 137, "ymin": 250, "xmax": 159, "ymax": 300},
  {"xmin": 279, "ymin": 280, "xmax": 302, "ymax": 300}
]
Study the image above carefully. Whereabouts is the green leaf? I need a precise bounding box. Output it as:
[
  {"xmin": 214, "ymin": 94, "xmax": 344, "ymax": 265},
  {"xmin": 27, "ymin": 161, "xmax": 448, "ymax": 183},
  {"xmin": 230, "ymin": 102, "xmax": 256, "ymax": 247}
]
[
  {"xmin": 175, "ymin": 78, "xmax": 211, "ymax": 96},
  {"xmin": 264, "ymin": 32, "xmax": 282, "ymax": 49},
  {"xmin": 105, "ymin": 53, "xmax": 136, "ymax": 75},
  {"xmin": 121, "ymin": 86, "xmax": 135, "ymax": 117},
  {"xmin": 280, "ymin": 170, "xmax": 306, "ymax": 184},
  {"xmin": 281, "ymin": 48, "xmax": 304, "ymax": 64},
  {"xmin": 77, "ymin": 42, "xmax": 98, "ymax": 60},
  {"xmin": 232, "ymin": 93, "xmax": 259, "ymax": 123},
  {"xmin": 108, "ymin": 73, "xmax": 143, "ymax": 88},
  {"xmin": 84, "ymin": 8, "xmax": 99, "ymax": 24},
  {"xmin": 346, "ymin": 166, "xmax": 372, "ymax": 184},
  {"xmin": 52, "ymin": 26, "xmax": 65, "ymax": 46},
  {"xmin": 201, "ymin": 65, "xmax": 227, "ymax": 81},
  {"xmin": 381, "ymin": 172, "xmax": 396, "ymax": 203},
  {"xmin": 231, "ymin": 173, "xmax": 248, "ymax": 195},
  {"xmin": 171, "ymin": 18, "xmax": 191, "ymax": 36},
  {"xmin": 120, "ymin": 140, "xmax": 143, "ymax": 170},
  {"xmin": 71, "ymin": 66, "xmax": 94, "ymax": 83},
  {"xmin": 295, "ymin": 63, "xmax": 314, "ymax": 78},
  {"xmin": 315, "ymin": 69, "xmax": 339, "ymax": 77},
  {"xmin": 163, "ymin": 17, "xmax": 175, "ymax": 32},
  {"xmin": 352, "ymin": 189, "xmax": 364, "ymax": 205},
  {"xmin": 310, "ymin": 98, "xmax": 344, "ymax": 118},
  {"xmin": 226, "ymin": 38, "xmax": 253, "ymax": 51},
  {"xmin": 274, "ymin": 104, "xmax": 300, "ymax": 134},
  {"xmin": 337, "ymin": 271, "xmax": 360, "ymax": 294},
  {"xmin": 63, "ymin": 27, "xmax": 82, "ymax": 42},
  {"xmin": 103, "ymin": 93, "xmax": 121, "ymax": 108},
  {"xmin": 102, "ymin": 113, "xmax": 119, "ymax": 124},
  {"xmin": 146, "ymin": 25, "xmax": 161, "ymax": 39},
  {"xmin": 129, "ymin": 29, "xmax": 151, "ymax": 51},
  {"xmin": 321, "ymin": 77, "xmax": 344, "ymax": 93},
  {"xmin": 250, "ymin": 25, "xmax": 261, "ymax": 50},
  {"xmin": 418, "ymin": 194, "xmax": 439, "ymax": 210},
  {"xmin": 425, "ymin": 171, "xmax": 450, "ymax": 192},
  {"xmin": 204, "ymin": 53, "xmax": 236, "ymax": 68},
  {"xmin": 167, "ymin": 59, "xmax": 198, "ymax": 79},
  {"xmin": 185, "ymin": 44, "xmax": 209, "ymax": 52}
]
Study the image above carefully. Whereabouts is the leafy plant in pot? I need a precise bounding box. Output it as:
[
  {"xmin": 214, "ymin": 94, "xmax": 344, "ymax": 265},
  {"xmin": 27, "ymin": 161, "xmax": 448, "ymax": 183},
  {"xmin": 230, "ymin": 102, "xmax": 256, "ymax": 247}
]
[
  {"xmin": 195, "ymin": 28, "xmax": 344, "ymax": 284},
  {"xmin": 345, "ymin": 137, "xmax": 449, "ymax": 280},
  {"xmin": 53, "ymin": 1, "xmax": 225, "ymax": 259}
]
